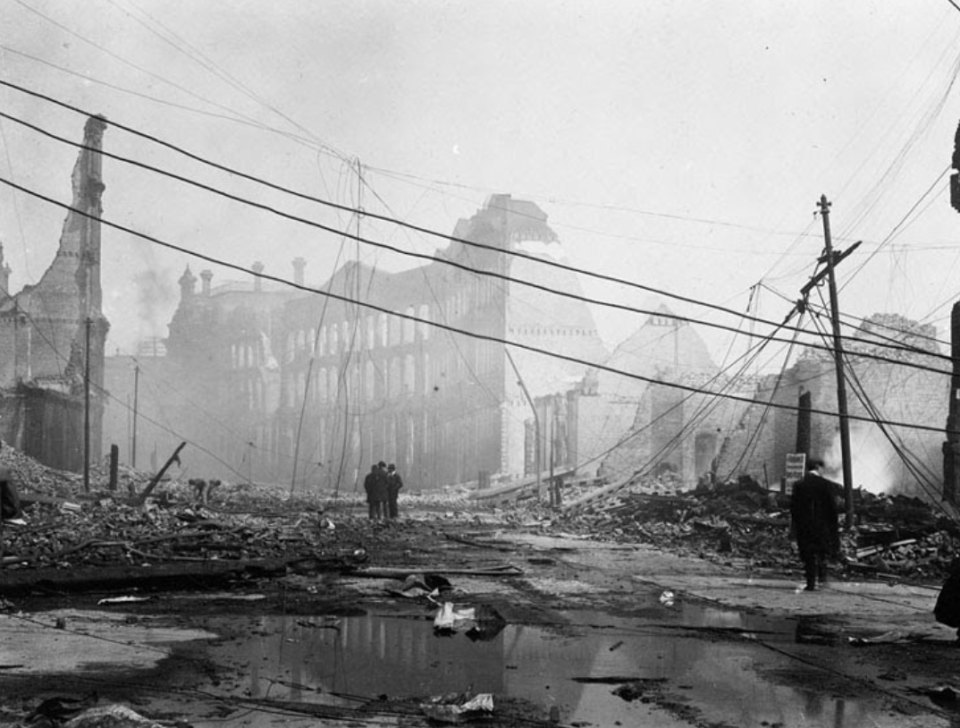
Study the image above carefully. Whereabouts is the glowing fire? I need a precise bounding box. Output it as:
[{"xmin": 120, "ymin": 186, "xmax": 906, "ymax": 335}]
[{"xmin": 821, "ymin": 422, "xmax": 899, "ymax": 495}]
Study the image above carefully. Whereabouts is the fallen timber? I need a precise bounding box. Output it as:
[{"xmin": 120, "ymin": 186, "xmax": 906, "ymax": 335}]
[
  {"xmin": 0, "ymin": 556, "xmax": 297, "ymax": 597},
  {"xmin": 469, "ymin": 466, "xmax": 575, "ymax": 504},
  {"xmin": 349, "ymin": 564, "xmax": 523, "ymax": 578},
  {"xmin": 560, "ymin": 473, "xmax": 634, "ymax": 513}
]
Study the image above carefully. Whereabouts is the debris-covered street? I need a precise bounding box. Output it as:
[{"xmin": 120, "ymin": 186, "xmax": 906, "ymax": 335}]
[
  {"xmin": 3, "ymin": 450, "xmax": 960, "ymax": 728},
  {"xmin": 6, "ymin": 4, "xmax": 960, "ymax": 728}
]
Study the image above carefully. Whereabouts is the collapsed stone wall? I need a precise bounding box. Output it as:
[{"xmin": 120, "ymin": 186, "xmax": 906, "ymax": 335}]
[
  {"xmin": 729, "ymin": 352, "xmax": 947, "ymax": 499},
  {"xmin": 0, "ymin": 117, "xmax": 108, "ymax": 472}
]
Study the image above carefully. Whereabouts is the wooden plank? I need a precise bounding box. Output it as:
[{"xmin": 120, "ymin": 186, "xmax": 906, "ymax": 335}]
[
  {"xmin": 560, "ymin": 473, "xmax": 635, "ymax": 513},
  {"xmin": 0, "ymin": 556, "xmax": 306, "ymax": 595},
  {"xmin": 856, "ymin": 538, "xmax": 917, "ymax": 560},
  {"xmin": 470, "ymin": 466, "xmax": 575, "ymax": 501},
  {"xmin": 350, "ymin": 564, "xmax": 523, "ymax": 578}
]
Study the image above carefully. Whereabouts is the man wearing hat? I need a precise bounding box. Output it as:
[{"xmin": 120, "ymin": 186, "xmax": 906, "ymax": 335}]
[
  {"xmin": 363, "ymin": 464, "xmax": 385, "ymax": 521},
  {"xmin": 386, "ymin": 463, "xmax": 404, "ymax": 519},
  {"xmin": 790, "ymin": 458, "xmax": 841, "ymax": 591}
]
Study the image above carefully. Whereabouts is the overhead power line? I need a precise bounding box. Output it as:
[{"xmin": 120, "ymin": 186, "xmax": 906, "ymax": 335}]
[
  {"xmin": 2, "ymin": 171, "xmax": 954, "ymax": 439},
  {"xmin": 0, "ymin": 98, "xmax": 947, "ymax": 371},
  {"xmin": 0, "ymin": 44, "xmax": 330, "ymax": 149},
  {"xmin": 0, "ymin": 79, "xmax": 887, "ymax": 342},
  {"xmin": 761, "ymin": 278, "xmax": 953, "ymax": 351}
]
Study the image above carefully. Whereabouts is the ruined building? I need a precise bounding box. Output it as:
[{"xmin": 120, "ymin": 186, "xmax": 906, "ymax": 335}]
[
  {"xmin": 552, "ymin": 309, "xmax": 946, "ymax": 499},
  {"xmin": 721, "ymin": 314, "xmax": 947, "ymax": 499},
  {"xmin": 143, "ymin": 195, "xmax": 608, "ymax": 489},
  {"xmin": 0, "ymin": 116, "xmax": 109, "ymax": 471},
  {"xmin": 103, "ymin": 181, "xmax": 948, "ymax": 497}
]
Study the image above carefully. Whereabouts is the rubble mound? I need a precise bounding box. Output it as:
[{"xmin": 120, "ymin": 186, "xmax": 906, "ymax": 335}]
[
  {"xmin": 3, "ymin": 440, "xmax": 960, "ymax": 588},
  {"xmin": 551, "ymin": 477, "xmax": 960, "ymax": 584}
]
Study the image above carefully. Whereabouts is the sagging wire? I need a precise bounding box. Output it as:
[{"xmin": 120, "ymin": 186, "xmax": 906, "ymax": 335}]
[{"xmin": 807, "ymin": 300, "xmax": 956, "ymax": 527}]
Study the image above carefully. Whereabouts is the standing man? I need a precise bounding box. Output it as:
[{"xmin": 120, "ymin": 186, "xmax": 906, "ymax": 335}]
[
  {"xmin": 790, "ymin": 458, "xmax": 841, "ymax": 591},
  {"xmin": 363, "ymin": 464, "xmax": 381, "ymax": 521},
  {"xmin": 386, "ymin": 463, "xmax": 403, "ymax": 519},
  {"xmin": 374, "ymin": 461, "xmax": 389, "ymax": 520}
]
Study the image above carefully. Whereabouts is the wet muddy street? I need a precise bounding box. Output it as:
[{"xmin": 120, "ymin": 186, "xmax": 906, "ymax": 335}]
[
  {"xmin": 154, "ymin": 606, "xmax": 913, "ymax": 728},
  {"xmin": 2, "ymin": 555, "xmax": 953, "ymax": 728},
  {"xmin": 1, "ymin": 521, "xmax": 957, "ymax": 727}
]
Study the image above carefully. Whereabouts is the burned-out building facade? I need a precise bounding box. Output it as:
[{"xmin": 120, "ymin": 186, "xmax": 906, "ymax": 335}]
[
  {"xmin": 537, "ymin": 308, "xmax": 945, "ymax": 501},
  {"xmin": 105, "ymin": 187, "xmax": 950, "ymax": 499},
  {"xmin": 148, "ymin": 195, "xmax": 608, "ymax": 490},
  {"xmin": 276, "ymin": 194, "xmax": 608, "ymax": 491},
  {"xmin": 721, "ymin": 314, "xmax": 947, "ymax": 499},
  {"xmin": 0, "ymin": 116, "xmax": 109, "ymax": 472}
]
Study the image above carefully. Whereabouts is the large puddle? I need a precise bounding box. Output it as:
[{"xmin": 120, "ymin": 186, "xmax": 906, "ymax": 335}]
[{"xmin": 159, "ymin": 600, "xmax": 942, "ymax": 728}]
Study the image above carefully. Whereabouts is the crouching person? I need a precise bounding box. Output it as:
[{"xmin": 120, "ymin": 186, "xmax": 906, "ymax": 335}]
[{"xmin": 0, "ymin": 467, "xmax": 26, "ymax": 526}]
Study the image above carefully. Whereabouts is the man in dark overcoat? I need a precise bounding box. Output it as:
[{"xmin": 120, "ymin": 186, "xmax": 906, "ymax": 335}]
[
  {"xmin": 385, "ymin": 463, "xmax": 403, "ymax": 519},
  {"xmin": 363, "ymin": 464, "xmax": 383, "ymax": 520},
  {"xmin": 790, "ymin": 458, "xmax": 841, "ymax": 591}
]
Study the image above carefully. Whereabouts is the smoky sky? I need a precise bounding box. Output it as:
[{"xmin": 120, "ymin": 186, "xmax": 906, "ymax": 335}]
[{"xmin": 133, "ymin": 267, "xmax": 176, "ymax": 339}]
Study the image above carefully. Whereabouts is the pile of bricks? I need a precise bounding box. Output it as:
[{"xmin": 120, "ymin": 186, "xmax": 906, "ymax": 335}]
[{"xmin": 551, "ymin": 478, "xmax": 960, "ymax": 584}]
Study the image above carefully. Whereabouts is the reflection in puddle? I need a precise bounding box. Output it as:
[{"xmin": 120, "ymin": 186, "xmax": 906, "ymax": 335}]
[{"xmin": 178, "ymin": 605, "xmax": 935, "ymax": 728}]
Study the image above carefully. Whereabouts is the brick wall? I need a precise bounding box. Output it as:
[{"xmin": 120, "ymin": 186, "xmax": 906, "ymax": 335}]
[
  {"xmin": 0, "ymin": 117, "xmax": 108, "ymax": 473},
  {"xmin": 727, "ymin": 354, "xmax": 948, "ymax": 499}
]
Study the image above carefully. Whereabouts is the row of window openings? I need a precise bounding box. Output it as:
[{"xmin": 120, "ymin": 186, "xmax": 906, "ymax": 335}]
[
  {"xmin": 287, "ymin": 352, "xmax": 500, "ymax": 406},
  {"xmin": 289, "ymin": 356, "xmax": 426, "ymax": 406},
  {"xmin": 509, "ymin": 326, "xmax": 595, "ymax": 337},
  {"xmin": 233, "ymin": 286, "xmax": 502, "ymax": 369},
  {"xmin": 238, "ymin": 343, "xmax": 498, "ymax": 410},
  {"xmin": 286, "ymin": 286, "xmax": 488, "ymax": 361},
  {"xmin": 229, "ymin": 308, "xmax": 436, "ymax": 370},
  {"xmin": 288, "ymin": 306, "xmax": 434, "ymax": 362}
]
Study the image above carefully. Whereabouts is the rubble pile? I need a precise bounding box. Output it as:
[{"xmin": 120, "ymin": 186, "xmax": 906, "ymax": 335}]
[
  {"xmin": 554, "ymin": 478, "xmax": 960, "ymax": 584},
  {"xmin": 0, "ymin": 443, "xmax": 491, "ymax": 573},
  {"xmin": 4, "ymin": 495, "xmax": 343, "ymax": 570},
  {"xmin": 4, "ymin": 437, "xmax": 960, "ymax": 588},
  {"xmin": 0, "ymin": 444, "xmax": 84, "ymax": 497},
  {"xmin": 0, "ymin": 447, "xmax": 357, "ymax": 570}
]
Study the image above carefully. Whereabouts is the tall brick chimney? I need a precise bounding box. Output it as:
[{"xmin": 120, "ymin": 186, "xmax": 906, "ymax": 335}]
[
  {"xmin": 200, "ymin": 269, "xmax": 212, "ymax": 296},
  {"xmin": 292, "ymin": 257, "xmax": 306, "ymax": 286}
]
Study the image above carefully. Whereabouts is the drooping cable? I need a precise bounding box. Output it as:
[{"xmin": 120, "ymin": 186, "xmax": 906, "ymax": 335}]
[{"xmin": 2, "ymin": 171, "xmax": 954, "ymax": 438}]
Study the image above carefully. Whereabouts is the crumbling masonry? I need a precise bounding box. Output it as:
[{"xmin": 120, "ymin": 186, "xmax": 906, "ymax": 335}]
[{"xmin": 0, "ymin": 116, "xmax": 109, "ymax": 471}]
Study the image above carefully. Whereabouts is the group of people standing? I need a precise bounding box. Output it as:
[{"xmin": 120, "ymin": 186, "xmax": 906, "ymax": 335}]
[{"xmin": 363, "ymin": 461, "xmax": 404, "ymax": 520}]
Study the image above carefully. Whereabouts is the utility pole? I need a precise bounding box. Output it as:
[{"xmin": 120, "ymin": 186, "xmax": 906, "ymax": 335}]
[
  {"xmin": 132, "ymin": 364, "xmax": 140, "ymax": 469},
  {"xmin": 818, "ymin": 195, "xmax": 854, "ymax": 528},
  {"xmin": 84, "ymin": 317, "xmax": 91, "ymax": 493},
  {"xmin": 943, "ymin": 301, "xmax": 960, "ymax": 504}
]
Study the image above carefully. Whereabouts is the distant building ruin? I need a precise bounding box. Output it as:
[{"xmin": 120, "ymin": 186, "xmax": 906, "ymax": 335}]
[
  {"xmin": 99, "ymin": 185, "xmax": 947, "ymax": 499},
  {"xmin": 108, "ymin": 195, "xmax": 608, "ymax": 490},
  {"xmin": 0, "ymin": 116, "xmax": 109, "ymax": 471}
]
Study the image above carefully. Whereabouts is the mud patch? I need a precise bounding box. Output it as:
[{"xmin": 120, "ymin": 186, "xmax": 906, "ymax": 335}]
[{"xmin": 0, "ymin": 609, "xmax": 216, "ymax": 674}]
